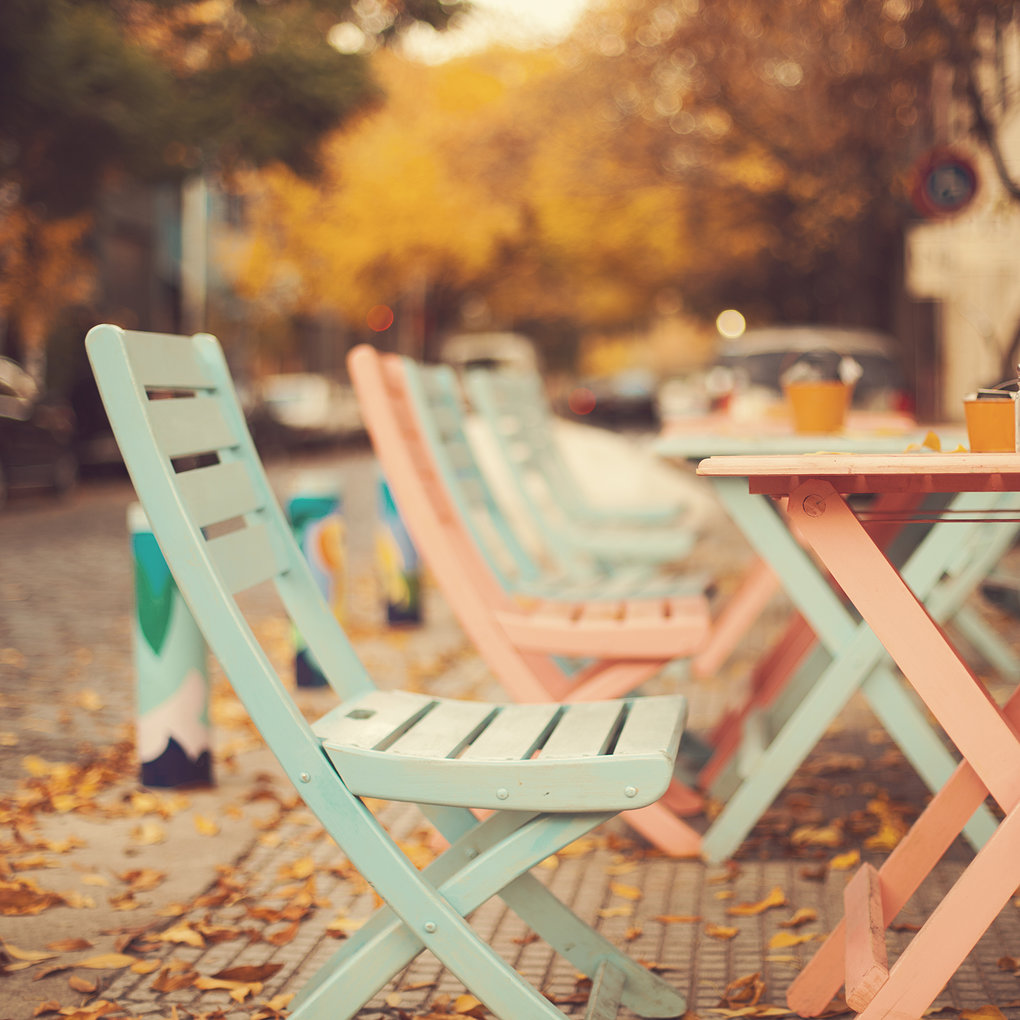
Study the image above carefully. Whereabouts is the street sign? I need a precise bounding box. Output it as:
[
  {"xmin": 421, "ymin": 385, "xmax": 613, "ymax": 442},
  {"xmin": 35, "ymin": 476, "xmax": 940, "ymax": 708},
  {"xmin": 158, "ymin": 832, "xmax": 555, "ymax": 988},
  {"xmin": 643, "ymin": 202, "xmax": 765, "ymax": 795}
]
[{"xmin": 911, "ymin": 148, "xmax": 979, "ymax": 218}]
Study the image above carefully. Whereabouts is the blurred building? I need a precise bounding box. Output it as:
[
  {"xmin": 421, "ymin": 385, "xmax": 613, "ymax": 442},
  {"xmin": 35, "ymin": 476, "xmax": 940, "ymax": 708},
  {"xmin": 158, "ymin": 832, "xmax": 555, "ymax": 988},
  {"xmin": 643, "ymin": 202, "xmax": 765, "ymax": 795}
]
[{"xmin": 906, "ymin": 15, "xmax": 1020, "ymax": 418}]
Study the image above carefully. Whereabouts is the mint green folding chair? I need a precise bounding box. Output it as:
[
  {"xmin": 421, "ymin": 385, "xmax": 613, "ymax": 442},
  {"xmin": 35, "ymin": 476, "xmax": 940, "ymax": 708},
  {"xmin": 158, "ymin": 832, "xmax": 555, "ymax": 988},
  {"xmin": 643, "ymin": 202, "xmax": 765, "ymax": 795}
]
[
  {"xmin": 412, "ymin": 360, "xmax": 706, "ymax": 602},
  {"xmin": 85, "ymin": 324, "xmax": 690, "ymax": 1020},
  {"xmin": 465, "ymin": 368, "xmax": 694, "ymax": 571}
]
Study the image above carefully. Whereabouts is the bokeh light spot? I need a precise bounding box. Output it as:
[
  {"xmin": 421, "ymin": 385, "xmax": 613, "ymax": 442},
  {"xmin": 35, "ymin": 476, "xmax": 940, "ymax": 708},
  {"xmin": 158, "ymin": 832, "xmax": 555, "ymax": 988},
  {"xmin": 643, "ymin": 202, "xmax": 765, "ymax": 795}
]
[
  {"xmin": 367, "ymin": 304, "xmax": 395, "ymax": 332},
  {"xmin": 716, "ymin": 309, "xmax": 746, "ymax": 339},
  {"xmin": 568, "ymin": 387, "xmax": 597, "ymax": 416}
]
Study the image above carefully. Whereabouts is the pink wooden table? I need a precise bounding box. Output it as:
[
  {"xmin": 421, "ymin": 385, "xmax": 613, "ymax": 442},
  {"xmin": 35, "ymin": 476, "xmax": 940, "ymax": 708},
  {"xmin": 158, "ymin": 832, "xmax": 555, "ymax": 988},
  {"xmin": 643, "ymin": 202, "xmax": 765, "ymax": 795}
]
[{"xmin": 698, "ymin": 451, "xmax": 1020, "ymax": 1019}]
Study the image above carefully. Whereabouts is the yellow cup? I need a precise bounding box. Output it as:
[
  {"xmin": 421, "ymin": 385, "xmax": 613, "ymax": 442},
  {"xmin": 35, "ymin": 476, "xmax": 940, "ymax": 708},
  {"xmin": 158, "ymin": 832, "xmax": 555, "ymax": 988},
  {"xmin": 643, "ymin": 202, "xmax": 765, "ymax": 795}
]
[
  {"xmin": 785, "ymin": 381, "xmax": 853, "ymax": 434},
  {"xmin": 964, "ymin": 397, "xmax": 1016, "ymax": 452}
]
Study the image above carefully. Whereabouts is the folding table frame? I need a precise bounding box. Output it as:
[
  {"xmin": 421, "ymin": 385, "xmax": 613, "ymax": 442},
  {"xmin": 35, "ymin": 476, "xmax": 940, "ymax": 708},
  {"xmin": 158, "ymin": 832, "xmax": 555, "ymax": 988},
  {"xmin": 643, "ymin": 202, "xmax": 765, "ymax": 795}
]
[{"xmin": 698, "ymin": 452, "xmax": 1020, "ymax": 1019}]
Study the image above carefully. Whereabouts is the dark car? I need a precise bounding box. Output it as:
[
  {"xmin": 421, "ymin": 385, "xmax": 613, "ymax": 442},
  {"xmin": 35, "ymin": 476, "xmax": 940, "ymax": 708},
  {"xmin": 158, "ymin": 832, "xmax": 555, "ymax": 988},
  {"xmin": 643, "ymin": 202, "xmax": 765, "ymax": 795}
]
[
  {"xmin": 659, "ymin": 325, "xmax": 913, "ymax": 422},
  {"xmin": 714, "ymin": 325, "xmax": 912, "ymax": 411},
  {"xmin": 0, "ymin": 357, "xmax": 78, "ymax": 508}
]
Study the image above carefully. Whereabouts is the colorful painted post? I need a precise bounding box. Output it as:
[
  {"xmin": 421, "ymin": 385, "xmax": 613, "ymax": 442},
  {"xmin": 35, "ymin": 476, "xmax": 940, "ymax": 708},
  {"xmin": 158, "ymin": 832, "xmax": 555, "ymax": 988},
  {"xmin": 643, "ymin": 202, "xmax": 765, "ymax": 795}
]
[
  {"xmin": 128, "ymin": 503, "xmax": 212, "ymax": 788},
  {"xmin": 376, "ymin": 471, "xmax": 422, "ymax": 625},
  {"xmin": 287, "ymin": 476, "xmax": 346, "ymax": 687}
]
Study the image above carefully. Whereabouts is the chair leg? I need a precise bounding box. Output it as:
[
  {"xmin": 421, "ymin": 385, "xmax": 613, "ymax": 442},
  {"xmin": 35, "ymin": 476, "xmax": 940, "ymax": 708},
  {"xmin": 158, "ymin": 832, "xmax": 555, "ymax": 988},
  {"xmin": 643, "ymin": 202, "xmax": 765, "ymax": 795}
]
[
  {"xmin": 292, "ymin": 805, "xmax": 686, "ymax": 1020},
  {"xmin": 423, "ymin": 806, "xmax": 689, "ymax": 1016}
]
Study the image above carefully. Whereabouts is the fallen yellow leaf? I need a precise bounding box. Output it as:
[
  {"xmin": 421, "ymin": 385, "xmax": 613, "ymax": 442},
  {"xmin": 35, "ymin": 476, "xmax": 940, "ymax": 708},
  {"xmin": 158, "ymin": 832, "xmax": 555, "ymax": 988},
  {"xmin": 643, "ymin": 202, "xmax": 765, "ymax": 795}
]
[
  {"xmin": 194, "ymin": 814, "xmax": 220, "ymax": 836},
  {"xmin": 610, "ymin": 882, "xmax": 643, "ymax": 901},
  {"xmin": 828, "ymin": 850, "xmax": 860, "ymax": 872},
  {"xmin": 0, "ymin": 941, "xmax": 56, "ymax": 963},
  {"xmin": 705, "ymin": 923, "xmax": 740, "ymax": 940},
  {"xmin": 154, "ymin": 922, "xmax": 204, "ymax": 948},
  {"xmin": 130, "ymin": 821, "xmax": 166, "ymax": 846},
  {"xmin": 75, "ymin": 952, "xmax": 136, "ymax": 970},
  {"xmin": 598, "ymin": 905, "xmax": 634, "ymax": 918},
  {"xmin": 779, "ymin": 908, "xmax": 818, "ymax": 929},
  {"xmin": 769, "ymin": 931, "xmax": 820, "ymax": 949},
  {"xmin": 727, "ymin": 886, "xmax": 787, "ymax": 917}
]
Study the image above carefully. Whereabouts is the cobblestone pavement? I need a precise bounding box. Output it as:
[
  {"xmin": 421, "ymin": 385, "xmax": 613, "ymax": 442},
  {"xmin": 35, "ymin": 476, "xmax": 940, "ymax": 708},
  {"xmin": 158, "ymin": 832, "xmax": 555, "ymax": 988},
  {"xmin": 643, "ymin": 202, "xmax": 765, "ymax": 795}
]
[{"xmin": 3, "ymin": 448, "xmax": 1020, "ymax": 1019}]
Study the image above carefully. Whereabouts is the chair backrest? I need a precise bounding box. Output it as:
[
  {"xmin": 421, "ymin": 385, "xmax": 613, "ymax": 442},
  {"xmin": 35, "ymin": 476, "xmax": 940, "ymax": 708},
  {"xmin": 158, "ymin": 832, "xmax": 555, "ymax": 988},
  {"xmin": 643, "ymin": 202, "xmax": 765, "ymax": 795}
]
[
  {"xmin": 402, "ymin": 360, "xmax": 549, "ymax": 586},
  {"xmin": 348, "ymin": 344, "xmax": 576, "ymax": 701},
  {"xmin": 85, "ymin": 325, "xmax": 374, "ymax": 781},
  {"xmin": 466, "ymin": 368, "xmax": 590, "ymax": 534}
]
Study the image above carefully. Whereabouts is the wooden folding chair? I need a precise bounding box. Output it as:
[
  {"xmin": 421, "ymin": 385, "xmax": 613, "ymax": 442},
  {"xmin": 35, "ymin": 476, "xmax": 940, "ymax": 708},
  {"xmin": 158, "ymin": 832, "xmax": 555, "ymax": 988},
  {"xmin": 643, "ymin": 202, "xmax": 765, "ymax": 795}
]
[
  {"xmin": 85, "ymin": 324, "xmax": 691, "ymax": 1020},
  {"xmin": 465, "ymin": 367, "xmax": 695, "ymax": 572},
  {"xmin": 409, "ymin": 358, "xmax": 704, "ymax": 600},
  {"xmin": 349, "ymin": 344, "xmax": 712, "ymax": 856}
]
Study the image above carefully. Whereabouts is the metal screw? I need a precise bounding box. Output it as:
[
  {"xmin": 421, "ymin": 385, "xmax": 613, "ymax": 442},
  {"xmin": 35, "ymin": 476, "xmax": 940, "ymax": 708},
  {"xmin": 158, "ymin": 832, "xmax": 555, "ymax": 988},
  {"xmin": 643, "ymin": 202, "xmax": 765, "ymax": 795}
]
[
  {"xmin": 424, "ymin": 921, "xmax": 437, "ymax": 934},
  {"xmin": 624, "ymin": 786, "xmax": 638, "ymax": 798},
  {"xmin": 465, "ymin": 847, "xmax": 478, "ymax": 859},
  {"xmin": 299, "ymin": 772, "xmax": 311, "ymax": 783},
  {"xmin": 802, "ymin": 494, "xmax": 826, "ymax": 517},
  {"xmin": 496, "ymin": 788, "xmax": 509, "ymax": 800}
]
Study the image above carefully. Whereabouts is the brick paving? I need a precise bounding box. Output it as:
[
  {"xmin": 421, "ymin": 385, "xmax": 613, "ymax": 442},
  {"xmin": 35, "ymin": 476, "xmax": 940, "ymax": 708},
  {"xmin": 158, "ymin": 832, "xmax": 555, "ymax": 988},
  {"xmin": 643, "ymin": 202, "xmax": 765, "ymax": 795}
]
[{"xmin": 4, "ymin": 447, "xmax": 1020, "ymax": 1018}]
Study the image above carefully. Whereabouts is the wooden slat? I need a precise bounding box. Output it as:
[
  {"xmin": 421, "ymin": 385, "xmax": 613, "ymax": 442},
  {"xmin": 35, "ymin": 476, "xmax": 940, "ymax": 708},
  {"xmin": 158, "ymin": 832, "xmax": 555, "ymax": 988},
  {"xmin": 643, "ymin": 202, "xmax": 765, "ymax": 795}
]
[
  {"xmin": 844, "ymin": 863, "xmax": 890, "ymax": 1011},
  {"xmin": 577, "ymin": 600, "xmax": 624, "ymax": 624},
  {"xmin": 528, "ymin": 600, "xmax": 581, "ymax": 623},
  {"xmin": 541, "ymin": 701, "xmax": 624, "ymax": 759},
  {"xmin": 207, "ymin": 522, "xmax": 281, "ymax": 593},
  {"xmin": 387, "ymin": 699, "xmax": 497, "ymax": 759},
  {"xmin": 177, "ymin": 461, "xmax": 262, "ymax": 529},
  {"xmin": 621, "ymin": 598, "xmax": 664, "ymax": 624},
  {"xmin": 315, "ymin": 691, "xmax": 436, "ymax": 750},
  {"xmin": 460, "ymin": 703, "xmax": 561, "ymax": 761},
  {"xmin": 613, "ymin": 696, "xmax": 685, "ymax": 758},
  {"xmin": 126, "ymin": 332, "xmax": 215, "ymax": 389},
  {"xmin": 149, "ymin": 396, "xmax": 238, "ymax": 458}
]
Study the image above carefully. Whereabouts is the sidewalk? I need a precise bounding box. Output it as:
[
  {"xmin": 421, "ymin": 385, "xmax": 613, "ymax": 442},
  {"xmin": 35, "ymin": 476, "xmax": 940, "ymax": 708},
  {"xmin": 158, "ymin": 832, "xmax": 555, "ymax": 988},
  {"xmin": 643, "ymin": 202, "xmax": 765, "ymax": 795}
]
[{"xmin": 3, "ymin": 450, "xmax": 1020, "ymax": 1019}]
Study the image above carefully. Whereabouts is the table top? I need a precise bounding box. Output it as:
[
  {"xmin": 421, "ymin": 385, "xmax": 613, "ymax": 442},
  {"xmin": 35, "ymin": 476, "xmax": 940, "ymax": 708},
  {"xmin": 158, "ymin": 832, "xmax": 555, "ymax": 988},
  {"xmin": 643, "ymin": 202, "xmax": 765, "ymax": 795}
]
[
  {"xmin": 697, "ymin": 451, "xmax": 1020, "ymax": 495},
  {"xmin": 655, "ymin": 412, "xmax": 964, "ymax": 459}
]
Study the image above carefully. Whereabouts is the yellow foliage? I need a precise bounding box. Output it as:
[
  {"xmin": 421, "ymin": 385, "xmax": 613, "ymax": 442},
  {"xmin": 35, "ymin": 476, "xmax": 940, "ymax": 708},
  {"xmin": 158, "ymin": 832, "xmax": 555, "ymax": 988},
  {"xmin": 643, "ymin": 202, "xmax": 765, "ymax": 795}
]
[{"xmin": 0, "ymin": 206, "xmax": 94, "ymax": 351}]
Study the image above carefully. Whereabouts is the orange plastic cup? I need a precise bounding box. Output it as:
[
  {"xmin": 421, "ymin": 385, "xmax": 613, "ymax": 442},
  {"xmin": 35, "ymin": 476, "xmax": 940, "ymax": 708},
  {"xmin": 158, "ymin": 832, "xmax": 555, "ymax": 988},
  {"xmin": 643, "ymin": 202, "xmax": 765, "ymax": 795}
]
[
  {"xmin": 964, "ymin": 397, "xmax": 1016, "ymax": 452},
  {"xmin": 785, "ymin": 381, "xmax": 853, "ymax": 434}
]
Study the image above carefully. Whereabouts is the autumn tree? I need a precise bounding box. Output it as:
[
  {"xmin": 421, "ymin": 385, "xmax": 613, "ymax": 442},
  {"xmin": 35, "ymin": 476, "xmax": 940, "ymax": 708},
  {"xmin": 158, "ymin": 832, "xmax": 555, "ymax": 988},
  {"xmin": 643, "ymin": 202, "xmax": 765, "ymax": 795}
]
[
  {"xmin": 0, "ymin": 0, "xmax": 463, "ymax": 372},
  {"xmin": 234, "ymin": 0, "xmax": 1020, "ymax": 370}
]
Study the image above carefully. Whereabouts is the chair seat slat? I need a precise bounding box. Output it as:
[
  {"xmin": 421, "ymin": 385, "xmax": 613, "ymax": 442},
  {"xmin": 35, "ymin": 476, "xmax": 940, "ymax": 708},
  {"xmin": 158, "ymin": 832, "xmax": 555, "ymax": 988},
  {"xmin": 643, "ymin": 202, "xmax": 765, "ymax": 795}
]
[
  {"xmin": 150, "ymin": 396, "xmax": 238, "ymax": 458},
  {"xmin": 314, "ymin": 691, "xmax": 437, "ymax": 750},
  {"xmin": 460, "ymin": 703, "xmax": 561, "ymax": 761},
  {"xmin": 319, "ymin": 693, "xmax": 685, "ymax": 811},
  {"xmin": 207, "ymin": 522, "xmax": 281, "ymax": 593},
  {"xmin": 177, "ymin": 461, "xmax": 262, "ymax": 528},
  {"xmin": 613, "ymin": 696, "xmax": 686, "ymax": 759},
  {"xmin": 541, "ymin": 701, "xmax": 625, "ymax": 759},
  {"xmin": 388, "ymin": 699, "xmax": 497, "ymax": 759}
]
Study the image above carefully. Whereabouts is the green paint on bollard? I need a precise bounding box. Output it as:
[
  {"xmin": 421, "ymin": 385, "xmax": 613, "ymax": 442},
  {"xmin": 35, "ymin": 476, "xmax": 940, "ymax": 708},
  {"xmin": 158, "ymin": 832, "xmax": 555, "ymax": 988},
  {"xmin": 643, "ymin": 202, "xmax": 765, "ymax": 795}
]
[{"xmin": 129, "ymin": 503, "xmax": 212, "ymax": 787}]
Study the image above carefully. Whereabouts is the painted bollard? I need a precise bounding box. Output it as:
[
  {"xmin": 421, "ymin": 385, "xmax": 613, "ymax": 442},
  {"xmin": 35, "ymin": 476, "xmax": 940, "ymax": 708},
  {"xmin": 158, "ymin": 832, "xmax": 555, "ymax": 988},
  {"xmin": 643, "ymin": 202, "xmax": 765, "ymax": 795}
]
[
  {"xmin": 376, "ymin": 473, "xmax": 422, "ymax": 625},
  {"xmin": 287, "ymin": 479, "xmax": 346, "ymax": 687},
  {"xmin": 129, "ymin": 503, "xmax": 212, "ymax": 788}
]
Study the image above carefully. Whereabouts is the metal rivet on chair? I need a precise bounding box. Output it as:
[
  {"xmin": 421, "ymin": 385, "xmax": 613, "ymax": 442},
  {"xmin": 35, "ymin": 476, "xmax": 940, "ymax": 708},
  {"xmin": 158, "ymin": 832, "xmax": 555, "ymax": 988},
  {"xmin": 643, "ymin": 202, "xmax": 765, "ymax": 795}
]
[
  {"xmin": 423, "ymin": 921, "xmax": 437, "ymax": 934},
  {"xmin": 496, "ymin": 788, "xmax": 509, "ymax": 800},
  {"xmin": 625, "ymin": 786, "xmax": 638, "ymax": 798},
  {"xmin": 299, "ymin": 772, "xmax": 311, "ymax": 783}
]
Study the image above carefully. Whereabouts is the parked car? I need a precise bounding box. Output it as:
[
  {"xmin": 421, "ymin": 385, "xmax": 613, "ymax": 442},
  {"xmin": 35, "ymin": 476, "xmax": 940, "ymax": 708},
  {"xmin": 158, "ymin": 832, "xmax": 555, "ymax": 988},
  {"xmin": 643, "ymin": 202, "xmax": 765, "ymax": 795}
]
[
  {"xmin": 559, "ymin": 369, "xmax": 660, "ymax": 430},
  {"xmin": 658, "ymin": 325, "xmax": 913, "ymax": 422},
  {"xmin": 439, "ymin": 331, "xmax": 540, "ymax": 375},
  {"xmin": 247, "ymin": 372, "xmax": 364, "ymax": 450},
  {"xmin": 0, "ymin": 357, "xmax": 78, "ymax": 508}
]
